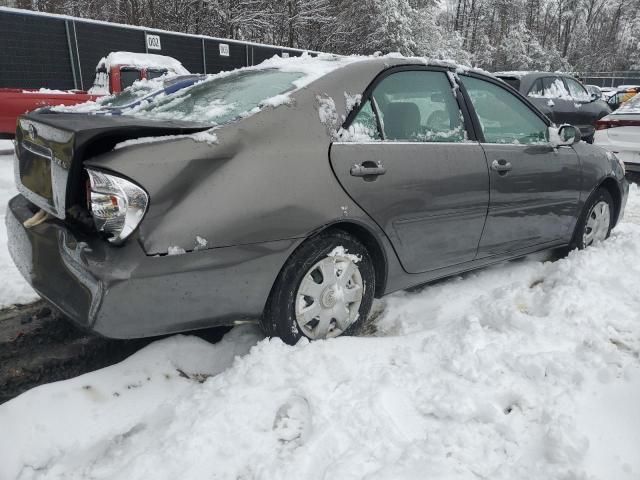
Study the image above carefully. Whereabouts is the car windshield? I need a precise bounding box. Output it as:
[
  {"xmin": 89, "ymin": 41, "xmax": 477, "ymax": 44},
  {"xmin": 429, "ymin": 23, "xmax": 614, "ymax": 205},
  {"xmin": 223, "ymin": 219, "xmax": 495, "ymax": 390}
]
[
  {"xmin": 615, "ymin": 93, "xmax": 640, "ymax": 114},
  {"xmin": 124, "ymin": 69, "xmax": 304, "ymax": 125}
]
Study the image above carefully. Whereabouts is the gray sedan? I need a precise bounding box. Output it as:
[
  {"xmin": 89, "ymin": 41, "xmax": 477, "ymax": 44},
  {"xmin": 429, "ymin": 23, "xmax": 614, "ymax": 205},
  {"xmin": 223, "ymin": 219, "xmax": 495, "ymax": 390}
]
[{"xmin": 6, "ymin": 56, "xmax": 629, "ymax": 344}]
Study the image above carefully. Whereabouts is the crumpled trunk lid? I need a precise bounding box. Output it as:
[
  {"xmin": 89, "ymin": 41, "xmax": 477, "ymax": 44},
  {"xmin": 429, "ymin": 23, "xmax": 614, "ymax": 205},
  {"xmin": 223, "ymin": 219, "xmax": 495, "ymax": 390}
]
[{"xmin": 14, "ymin": 112, "xmax": 210, "ymax": 220}]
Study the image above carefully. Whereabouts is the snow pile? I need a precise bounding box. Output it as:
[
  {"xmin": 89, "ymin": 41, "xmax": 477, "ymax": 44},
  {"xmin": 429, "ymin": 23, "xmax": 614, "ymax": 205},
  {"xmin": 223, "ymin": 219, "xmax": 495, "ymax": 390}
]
[
  {"xmin": 0, "ymin": 154, "xmax": 38, "ymax": 308},
  {"xmin": 21, "ymin": 88, "xmax": 74, "ymax": 95},
  {"xmin": 1, "ymin": 185, "xmax": 639, "ymax": 479},
  {"xmin": 167, "ymin": 245, "xmax": 186, "ymax": 256},
  {"xmin": 114, "ymin": 129, "xmax": 218, "ymax": 151},
  {"xmin": 316, "ymin": 93, "xmax": 339, "ymax": 129},
  {"xmin": 0, "ymin": 139, "xmax": 14, "ymax": 152}
]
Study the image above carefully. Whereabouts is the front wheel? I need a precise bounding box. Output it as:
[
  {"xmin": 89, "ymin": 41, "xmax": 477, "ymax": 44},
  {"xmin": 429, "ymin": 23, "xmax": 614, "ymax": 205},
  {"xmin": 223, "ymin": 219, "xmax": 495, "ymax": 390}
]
[
  {"xmin": 262, "ymin": 230, "xmax": 375, "ymax": 345},
  {"xmin": 573, "ymin": 187, "xmax": 614, "ymax": 249}
]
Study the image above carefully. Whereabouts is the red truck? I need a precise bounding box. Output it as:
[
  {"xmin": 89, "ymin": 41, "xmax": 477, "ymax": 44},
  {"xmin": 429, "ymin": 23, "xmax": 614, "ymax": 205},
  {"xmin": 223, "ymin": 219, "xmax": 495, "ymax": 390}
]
[{"xmin": 0, "ymin": 51, "xmax": 189, "ymax": 138}]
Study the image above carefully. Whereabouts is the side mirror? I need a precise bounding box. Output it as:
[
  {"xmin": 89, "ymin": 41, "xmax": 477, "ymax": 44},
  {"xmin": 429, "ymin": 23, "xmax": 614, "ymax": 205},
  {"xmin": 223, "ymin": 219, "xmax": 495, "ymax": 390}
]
[
  {"xmin": 549, "ymin": 124, "xmax": 581, "ymax": 147},
  {"xmin": 590, "ymin": 92, "xmax": 601, "ymax": 101}
]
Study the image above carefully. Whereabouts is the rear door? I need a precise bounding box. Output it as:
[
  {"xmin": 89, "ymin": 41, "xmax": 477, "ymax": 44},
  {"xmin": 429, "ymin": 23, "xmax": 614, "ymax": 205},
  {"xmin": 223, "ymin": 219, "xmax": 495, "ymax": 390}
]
[
  {"xmin": 459, "ymin": 74, "xmax": 581, "ymax": 255},
  {"xmin": 330, "ymin": 67, "xmax": 489, "ymax": 274}
]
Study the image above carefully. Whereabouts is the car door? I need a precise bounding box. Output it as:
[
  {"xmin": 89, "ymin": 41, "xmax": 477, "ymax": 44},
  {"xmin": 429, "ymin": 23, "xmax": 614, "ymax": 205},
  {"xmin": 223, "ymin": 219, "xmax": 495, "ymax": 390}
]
[
  {"xmin": 330, "ymin": 67, "xmax": 489, "ymax": 274},
  {"xmin": 459, "ymin": 74, "xmax": 581, "ymax": 256}
]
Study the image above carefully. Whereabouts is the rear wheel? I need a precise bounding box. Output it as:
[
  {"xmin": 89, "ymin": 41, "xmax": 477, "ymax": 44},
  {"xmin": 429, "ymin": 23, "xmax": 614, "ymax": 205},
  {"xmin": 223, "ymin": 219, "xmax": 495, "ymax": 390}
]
[
  {"xmin": 572, "ymin": 187, "xmax": 614, "ymax": 249},
  {"xmin": 262, "ymin": 230, "xmax": 375, "ymax": 345}
]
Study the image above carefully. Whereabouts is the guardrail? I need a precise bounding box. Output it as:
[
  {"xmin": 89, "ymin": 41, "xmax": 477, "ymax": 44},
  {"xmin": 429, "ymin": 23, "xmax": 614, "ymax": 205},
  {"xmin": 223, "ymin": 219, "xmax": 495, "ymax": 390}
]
[{"xmin": 578, "ymin": 72, "xmax": 640, "ymax": 88}]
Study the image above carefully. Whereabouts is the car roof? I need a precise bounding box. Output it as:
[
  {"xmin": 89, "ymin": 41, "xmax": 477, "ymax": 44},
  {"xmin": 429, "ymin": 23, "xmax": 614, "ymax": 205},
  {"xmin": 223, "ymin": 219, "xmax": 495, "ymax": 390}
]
[
  {"xmin": 313, "ymin": 55, "xmax": 495, "ymax": 85},
  {"xmin": 329, "ymin": 55, "xmax": 483, "ymax": 72},
  {"xmin": 494, "ymin": 71, "xmax": 574, "ymax": 80}
]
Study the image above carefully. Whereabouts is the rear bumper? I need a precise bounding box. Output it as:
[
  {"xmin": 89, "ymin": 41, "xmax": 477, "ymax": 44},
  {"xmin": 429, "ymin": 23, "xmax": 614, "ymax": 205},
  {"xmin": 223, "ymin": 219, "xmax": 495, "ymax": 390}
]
[
  {"xmin": 593, "ymin": 131, "xmax": 640, "ymax": 173},
  {"xmin": 6, "ymin": 194, "xmax": 296, "ymax": 338}
]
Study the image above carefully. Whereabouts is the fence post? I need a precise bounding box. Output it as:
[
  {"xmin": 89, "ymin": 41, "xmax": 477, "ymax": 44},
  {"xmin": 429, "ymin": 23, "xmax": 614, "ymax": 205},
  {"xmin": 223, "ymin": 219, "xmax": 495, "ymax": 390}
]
[
  {"xmin": 64, "ymin": 20, "xmax": 78, "ymax": 90},
  {"xmin": 72, "ymin": 21, "xmax": 83, "ymax": 90},
  {"xmin": 202, "ymin": 38, "xmax": 206, "ymax": 73}
]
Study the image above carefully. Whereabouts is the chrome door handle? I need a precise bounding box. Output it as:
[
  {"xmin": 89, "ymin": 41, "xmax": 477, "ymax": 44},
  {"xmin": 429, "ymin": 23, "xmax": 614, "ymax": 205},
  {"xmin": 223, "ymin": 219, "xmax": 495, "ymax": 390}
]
[
  {"xmin": 491, "ymin": 159, "xmax": 512, "ymax": 174},
  {"xmin": 350, "ymin": 161, "xmax": 386, "ymax": 177}
]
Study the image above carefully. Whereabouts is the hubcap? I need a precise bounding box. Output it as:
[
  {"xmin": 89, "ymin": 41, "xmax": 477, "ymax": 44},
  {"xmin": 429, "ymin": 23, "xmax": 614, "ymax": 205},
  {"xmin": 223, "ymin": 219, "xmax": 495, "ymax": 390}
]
[
  {"xmin": 295, "ymin": 254, "xmax": 364, "ymax": 340},
  {"xmin": 583, "ymin": 200, "xmax": 611, "ymax": 247}
]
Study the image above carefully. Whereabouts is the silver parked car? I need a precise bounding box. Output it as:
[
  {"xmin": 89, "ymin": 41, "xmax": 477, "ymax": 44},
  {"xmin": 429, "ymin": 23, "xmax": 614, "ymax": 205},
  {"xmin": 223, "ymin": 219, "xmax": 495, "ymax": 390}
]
[{"xmin": 6, "ymin": 56, "xmax": 629, "ymax": 344}]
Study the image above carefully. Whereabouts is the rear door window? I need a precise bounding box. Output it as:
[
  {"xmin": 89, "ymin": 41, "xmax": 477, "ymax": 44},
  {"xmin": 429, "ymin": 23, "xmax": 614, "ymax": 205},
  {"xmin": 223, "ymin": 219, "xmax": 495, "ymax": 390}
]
[
  {"xmin": 543, "ymin": 77, "xmax": 569, "ymax": 98},
  {"xmin": 528, "ymin": 77, "xmax": 569, "ymax": 99},
  {"xmin": 528, "ymin": 78, "xmax": 545, "ymax": 97},
  {"xmin": 346, "ymin": 70, "xmax": 467, "ymax": 142}
]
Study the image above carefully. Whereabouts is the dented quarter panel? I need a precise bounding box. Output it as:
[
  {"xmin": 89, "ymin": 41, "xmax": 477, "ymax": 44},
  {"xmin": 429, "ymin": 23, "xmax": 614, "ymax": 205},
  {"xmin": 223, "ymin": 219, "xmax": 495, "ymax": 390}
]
[{"xmin": 84, "ymin": 60, "xmax": 399, "ymax": 255}]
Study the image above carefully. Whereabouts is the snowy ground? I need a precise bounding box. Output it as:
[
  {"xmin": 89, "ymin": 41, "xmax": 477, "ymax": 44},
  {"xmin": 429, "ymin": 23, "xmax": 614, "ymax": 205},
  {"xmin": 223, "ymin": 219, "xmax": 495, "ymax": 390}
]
[
  {"xmin": 0, "ymin": 149, "xmax": 39, "ymax": 308},
  {"xmin": 0, "ymin": 148, "xmax": 639, "ymax": 478}
]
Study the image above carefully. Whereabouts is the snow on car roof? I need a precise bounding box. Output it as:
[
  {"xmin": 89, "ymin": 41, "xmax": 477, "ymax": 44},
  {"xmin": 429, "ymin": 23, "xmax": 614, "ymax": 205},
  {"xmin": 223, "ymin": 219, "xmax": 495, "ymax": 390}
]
[
  {"xmin": 52, "ymin": 53, "xmax": 483, "ymax": 142},
  {"xmin": 96, "ymin": 51, "xmax": 190, "ymax": 75},
  {"xmin": 493, "ymin": 71, "xmax": 534, "ymax": 77}
]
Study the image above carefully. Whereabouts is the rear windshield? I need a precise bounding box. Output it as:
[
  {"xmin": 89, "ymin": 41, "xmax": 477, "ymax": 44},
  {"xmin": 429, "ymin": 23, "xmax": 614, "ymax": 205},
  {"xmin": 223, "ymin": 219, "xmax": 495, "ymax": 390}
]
[
  {"xmin": 100, "ymin": 82, "xmax": 159, "ymax": 108},
  {"xmin": 497, "ymin": 76, "xmax": 521, "ymax": 91},
  {"xmin": 98, "ymin": 75, "xmax": 205, "ymax": 109},
  {"xmin": 125, "ymin": 69, "xmax": 303, "ymax": 125}
]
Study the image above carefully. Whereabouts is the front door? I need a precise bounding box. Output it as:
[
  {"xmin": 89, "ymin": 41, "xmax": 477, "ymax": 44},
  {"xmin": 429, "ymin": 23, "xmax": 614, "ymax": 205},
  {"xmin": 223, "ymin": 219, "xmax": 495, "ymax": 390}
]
[
  {"xmin": 459, "ymin": 74, "xmax": 581, "ymax": 256},
  {"xmin": 330, "ymin": 68, "xmax": 489, "ymax": 274}
]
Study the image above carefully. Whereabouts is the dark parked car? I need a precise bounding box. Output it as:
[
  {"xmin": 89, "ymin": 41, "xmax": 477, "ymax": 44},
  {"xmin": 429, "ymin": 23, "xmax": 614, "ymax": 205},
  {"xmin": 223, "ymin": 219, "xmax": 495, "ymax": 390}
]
[
  {"xmin": 6, "ymin": 57, "xmax": 628, "ymax": 345},
  {"xmin": 494, "ymin": 71, "xmax": 611, "ymax": 142}
]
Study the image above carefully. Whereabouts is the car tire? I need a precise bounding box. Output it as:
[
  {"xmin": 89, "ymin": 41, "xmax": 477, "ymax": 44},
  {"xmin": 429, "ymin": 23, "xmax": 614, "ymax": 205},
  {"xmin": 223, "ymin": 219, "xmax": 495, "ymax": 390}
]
[
  {"xmin": 262, "ymin": 230, "xmax": 375, "ymax": 345},
  {"xmin": 571, "ymin": 187, "xmax": 614, "ymax": 249}
]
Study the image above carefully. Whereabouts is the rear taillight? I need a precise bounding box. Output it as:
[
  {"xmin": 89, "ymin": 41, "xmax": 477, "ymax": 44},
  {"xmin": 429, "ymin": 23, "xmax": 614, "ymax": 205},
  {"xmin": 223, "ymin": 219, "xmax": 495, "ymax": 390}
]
[
  {"xmin": 86, "ymin": 168, "xmax": 148, "ymax": 244},
  {"xmin": 596, "ymin": 118, "xmax": 640, "ymax": 130}
]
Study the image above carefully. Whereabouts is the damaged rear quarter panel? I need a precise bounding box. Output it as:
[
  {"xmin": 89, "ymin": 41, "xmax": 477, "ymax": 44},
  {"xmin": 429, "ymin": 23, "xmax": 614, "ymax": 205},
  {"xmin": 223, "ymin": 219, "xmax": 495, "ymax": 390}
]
[{"xmin": 84, "ymin": 61, "xmax": 388, "ymax": 255}]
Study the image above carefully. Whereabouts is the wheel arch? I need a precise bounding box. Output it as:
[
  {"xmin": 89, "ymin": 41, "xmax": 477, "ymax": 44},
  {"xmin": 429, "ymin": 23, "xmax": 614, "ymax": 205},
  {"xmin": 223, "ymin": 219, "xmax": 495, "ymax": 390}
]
[
  {"xmin": 322, "ymin": 221, "xmax": 388, "ymax": 298},
  {"xmin": 270, "ymin": 220, "xmax": 389, "ymax": 300},
  {"xmin": 597, "ymin": 176, "xmax": 622, "ymax": 225}
]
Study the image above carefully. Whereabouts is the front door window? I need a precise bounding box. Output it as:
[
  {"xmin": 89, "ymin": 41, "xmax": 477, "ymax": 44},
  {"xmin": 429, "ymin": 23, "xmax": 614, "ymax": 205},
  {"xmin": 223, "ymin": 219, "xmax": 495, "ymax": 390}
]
[{"xmin": 463, "ymin": 75, "xmax": 548, "ymax": 144}]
